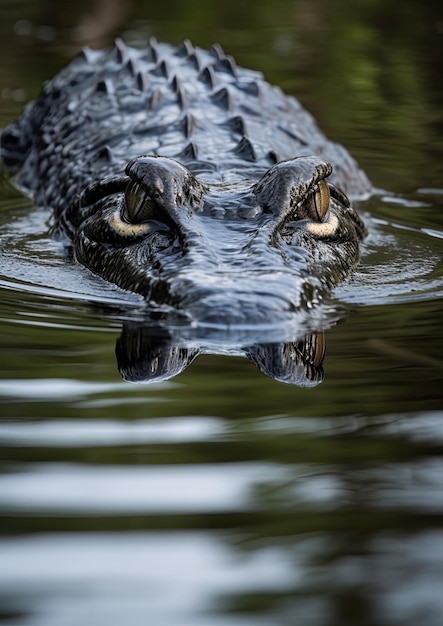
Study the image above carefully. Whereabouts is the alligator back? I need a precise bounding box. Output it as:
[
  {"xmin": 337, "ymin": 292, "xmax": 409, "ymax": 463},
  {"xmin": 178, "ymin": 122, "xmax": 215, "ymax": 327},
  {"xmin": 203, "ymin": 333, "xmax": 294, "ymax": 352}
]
[{"xmin": 1, "ymin": 38, "xmax": 370, "ymax": 217}]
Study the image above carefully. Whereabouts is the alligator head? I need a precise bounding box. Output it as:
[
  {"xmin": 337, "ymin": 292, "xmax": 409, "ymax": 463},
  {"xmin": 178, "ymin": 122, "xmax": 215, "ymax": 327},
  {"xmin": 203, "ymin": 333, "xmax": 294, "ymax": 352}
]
[{"xmin": 59, "ymin": 153, "xmax": 366, "ymax": 325}]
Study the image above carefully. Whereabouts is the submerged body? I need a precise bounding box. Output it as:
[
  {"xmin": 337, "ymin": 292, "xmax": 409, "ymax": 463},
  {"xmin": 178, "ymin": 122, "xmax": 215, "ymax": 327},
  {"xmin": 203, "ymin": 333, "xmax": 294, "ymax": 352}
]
[{"xmin": 0, "ymin": 39, "xmax": 369, "ymax": 325}]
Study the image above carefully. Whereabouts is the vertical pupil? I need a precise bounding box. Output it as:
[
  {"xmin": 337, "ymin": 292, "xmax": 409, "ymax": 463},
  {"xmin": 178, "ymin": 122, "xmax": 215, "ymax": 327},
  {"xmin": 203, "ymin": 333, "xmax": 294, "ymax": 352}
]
[
  {"xmin": 313, "ymin": 180, "xmax": 330, "ymax": 221},
  {"xmin": 124, "ymin": 180, "xmax": 151, "ymax": 222}
]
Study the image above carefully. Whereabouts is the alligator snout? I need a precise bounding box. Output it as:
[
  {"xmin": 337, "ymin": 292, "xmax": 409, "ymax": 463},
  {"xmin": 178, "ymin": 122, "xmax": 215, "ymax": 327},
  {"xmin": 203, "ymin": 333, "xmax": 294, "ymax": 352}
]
[{"xmin": 163, "ymin": 269, "xmax": 323, "ymax": 325}]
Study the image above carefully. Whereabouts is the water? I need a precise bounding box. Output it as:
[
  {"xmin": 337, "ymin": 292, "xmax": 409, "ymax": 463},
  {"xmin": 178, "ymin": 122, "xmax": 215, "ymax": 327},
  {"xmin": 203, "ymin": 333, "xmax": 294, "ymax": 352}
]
[{"xmin": 1, "ymin": 1, "xmax": 442, "ymax": 624}]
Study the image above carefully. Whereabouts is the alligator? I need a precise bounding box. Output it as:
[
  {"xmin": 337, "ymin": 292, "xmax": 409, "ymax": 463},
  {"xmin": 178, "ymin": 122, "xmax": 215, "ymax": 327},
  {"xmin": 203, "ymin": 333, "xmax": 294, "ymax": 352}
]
[{"xmin": 0, "ymin": 38, "xmax": 370, "ymax": 326}]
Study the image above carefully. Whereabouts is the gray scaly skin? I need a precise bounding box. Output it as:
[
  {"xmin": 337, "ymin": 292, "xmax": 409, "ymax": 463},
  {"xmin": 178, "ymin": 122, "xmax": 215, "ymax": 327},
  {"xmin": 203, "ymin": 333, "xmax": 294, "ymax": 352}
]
[{"xmin": 0, "ymin": 38, "xmax": 369, "ymax": 325}]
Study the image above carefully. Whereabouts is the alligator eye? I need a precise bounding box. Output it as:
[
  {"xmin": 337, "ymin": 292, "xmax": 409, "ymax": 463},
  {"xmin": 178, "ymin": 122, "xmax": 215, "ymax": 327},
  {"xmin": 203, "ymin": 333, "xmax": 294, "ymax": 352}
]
[
  {"xmin": 309, "ymin": 180, "xmax": 330, "ymax": 221},
  {"xmin": 123, "ymin": 179, "xmax": 159, "ymax": 223}
]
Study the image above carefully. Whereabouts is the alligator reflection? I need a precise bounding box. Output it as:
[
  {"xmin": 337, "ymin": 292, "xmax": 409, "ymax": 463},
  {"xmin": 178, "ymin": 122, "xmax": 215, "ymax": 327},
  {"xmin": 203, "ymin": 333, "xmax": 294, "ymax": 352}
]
[{"xmin": 115, "ymin": 323, "xmax": 326, "ymax": 386}]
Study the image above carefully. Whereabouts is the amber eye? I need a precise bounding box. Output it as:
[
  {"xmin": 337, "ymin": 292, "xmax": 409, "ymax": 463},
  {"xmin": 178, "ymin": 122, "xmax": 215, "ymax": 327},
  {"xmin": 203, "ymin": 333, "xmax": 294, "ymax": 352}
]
[
  {"xmin": 310, "ymin": 179, "xmax": 330, "ymax": 221},
  {"xmin": 123, "ymin": 180, "xmax": 159, "ymax": 223}
]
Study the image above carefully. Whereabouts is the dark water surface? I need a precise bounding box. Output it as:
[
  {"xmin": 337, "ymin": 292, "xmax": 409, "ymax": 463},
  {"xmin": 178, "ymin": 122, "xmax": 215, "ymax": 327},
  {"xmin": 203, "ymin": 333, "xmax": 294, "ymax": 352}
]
[{"xmin": 1, "ymin": 1, "xmax": 442, "ymax": 625}]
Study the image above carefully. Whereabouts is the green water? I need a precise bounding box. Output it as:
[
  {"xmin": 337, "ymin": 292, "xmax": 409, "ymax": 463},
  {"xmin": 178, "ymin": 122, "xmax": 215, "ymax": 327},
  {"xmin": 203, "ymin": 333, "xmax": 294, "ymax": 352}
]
[{"xmin": 0, "ymin": 1, "xmax": 442, "ymax": 625}]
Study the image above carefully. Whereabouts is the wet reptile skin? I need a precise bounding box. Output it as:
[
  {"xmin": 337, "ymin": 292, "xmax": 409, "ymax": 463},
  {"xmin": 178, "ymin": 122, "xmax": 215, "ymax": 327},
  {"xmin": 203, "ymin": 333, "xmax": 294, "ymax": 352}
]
[{"xmin": 0, "ymin": 39, "xmax": 370, "ymax": 324}]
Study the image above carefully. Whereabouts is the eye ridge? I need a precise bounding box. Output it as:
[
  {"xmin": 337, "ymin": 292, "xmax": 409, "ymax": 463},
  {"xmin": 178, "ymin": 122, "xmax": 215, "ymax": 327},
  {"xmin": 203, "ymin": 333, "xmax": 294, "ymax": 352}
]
[{"xmin": 329, "ymin": 183, "xmax": 351, "ymax": 208}]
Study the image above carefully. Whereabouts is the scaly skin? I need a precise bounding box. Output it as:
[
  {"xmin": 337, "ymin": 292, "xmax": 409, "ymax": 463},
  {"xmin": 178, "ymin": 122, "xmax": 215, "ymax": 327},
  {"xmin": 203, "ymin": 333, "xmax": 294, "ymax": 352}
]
[{"xmin": 0, "ymin": 39, "xmax": 369, "ymax": 325}]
